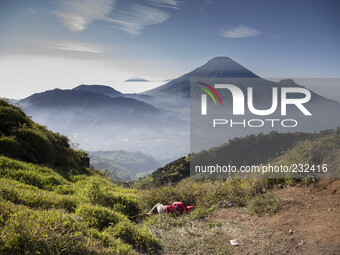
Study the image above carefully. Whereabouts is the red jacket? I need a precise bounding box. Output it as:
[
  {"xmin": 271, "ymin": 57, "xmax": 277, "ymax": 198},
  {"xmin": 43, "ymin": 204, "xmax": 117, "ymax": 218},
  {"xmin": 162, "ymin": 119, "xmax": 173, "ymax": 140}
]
[{"xmin": 164, "ymin": 202, "xmax": 195, "ymax": 214}]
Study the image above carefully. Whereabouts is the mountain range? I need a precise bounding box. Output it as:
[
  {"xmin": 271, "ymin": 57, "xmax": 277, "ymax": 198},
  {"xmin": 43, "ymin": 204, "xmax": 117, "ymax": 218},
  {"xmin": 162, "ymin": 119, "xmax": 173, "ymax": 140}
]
[
  {"xmin": 20, "ymin": 88, "xmax": 160, "ymax": 130},
  {"xmin": 73, "ymin": 84, "xmax": 123, "ymax": 97},
  {"xmin": 16, "ymin": 56, "xmax": 340, "ymax": 178}
]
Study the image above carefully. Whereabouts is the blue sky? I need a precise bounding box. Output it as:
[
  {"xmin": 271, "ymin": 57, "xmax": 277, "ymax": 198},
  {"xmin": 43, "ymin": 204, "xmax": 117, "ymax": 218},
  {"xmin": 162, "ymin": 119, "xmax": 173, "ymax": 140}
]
[{"xmin": 0, "ymin": 0, "xmax": 339, "ymax": 99}]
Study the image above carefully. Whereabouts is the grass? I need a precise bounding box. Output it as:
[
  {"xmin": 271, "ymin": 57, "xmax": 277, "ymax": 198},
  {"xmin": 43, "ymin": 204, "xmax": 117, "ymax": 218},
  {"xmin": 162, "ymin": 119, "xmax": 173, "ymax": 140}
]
[
  {"xmin": 141, "ymin": 211, "xmax": 235, "ymax": 255},
  {"xmin": 0, "ymin": 156, "xmax": 161, "ymax": 254},
  {"xmin": 75, "ymin": 203, "xmax": 128, "ymax": 230},
  {"xmin": 0, "ymin": 155, "xmax": 68, "ymax": 191},
  {"xmin": 139, "ymin": 177, "xmax": 290, "ymax": 212},
  {"xmin": 246, "ymin": 193, "xmax": 282, "ymax": 216},
  {"xmin": 0, "ymin": 153, "xmax": 287, "ymax": 254},
  {"xmin": 0, "ymin": 178, "xmax": 78, "ymax": 212},
  {"xmin": 0, "ymin": 199, "xmax": 135, "ymax": 255}
]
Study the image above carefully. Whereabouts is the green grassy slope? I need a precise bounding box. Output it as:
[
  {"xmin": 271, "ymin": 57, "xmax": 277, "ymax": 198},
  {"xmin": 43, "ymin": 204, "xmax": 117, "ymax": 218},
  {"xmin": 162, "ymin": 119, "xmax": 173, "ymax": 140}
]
[
  {"xmin": 0, "ymin": 99, "xmax": 89, "ymax": 176},
  {"xmin": 0, "ymin": 99, "xmax": 161, "ymax": 254},
  {"xmin": 141, "ymin": 129, "xmax": 339, "ymax": 186}
]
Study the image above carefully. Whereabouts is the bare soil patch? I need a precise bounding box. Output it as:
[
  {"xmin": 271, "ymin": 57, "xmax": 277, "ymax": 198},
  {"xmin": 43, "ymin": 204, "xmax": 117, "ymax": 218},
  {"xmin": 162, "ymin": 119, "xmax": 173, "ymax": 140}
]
[{"xmin": 211, "ymin": 179, "xmax": 340, "ymax": 254}]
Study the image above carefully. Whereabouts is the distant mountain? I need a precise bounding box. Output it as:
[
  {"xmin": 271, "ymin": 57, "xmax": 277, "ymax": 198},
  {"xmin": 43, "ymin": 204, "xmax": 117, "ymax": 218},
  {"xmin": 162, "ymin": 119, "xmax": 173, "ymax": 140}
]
[
  {"xmin": 73, "ymin": 84, "xmax": 123, "ymax": 97},
  {"xmin": 88, "ymin": 150, "xmax": 161, "ymax": 181},
  {"xmin": 7, "ymin": 99, "xmax": 19, "ymax": 105},
  {"xmin": 145, "ymin": 57, "xmax": 258, "ymax": 97},
  {"xmin": 125, "ymin": 77, "xmax": 149, "ymax": 82},
  {"xmin": 19, "ymin": 89, "xmax": 161, "ymax": 134},
  {"xmin": 72, "ymin": 84, "xmax": 154, "ymax": 102},
  {"xmin": 18, "ymin": 87, "xmax": 187, "ymax": 158}
]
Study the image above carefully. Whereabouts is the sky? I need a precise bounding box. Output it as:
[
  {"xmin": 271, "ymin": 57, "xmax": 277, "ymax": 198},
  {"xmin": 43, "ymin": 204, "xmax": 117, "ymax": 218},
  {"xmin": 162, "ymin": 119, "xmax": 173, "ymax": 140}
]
[{"xmin": 0, "ymin": 0, "xmax": 339, "ymax": 99}]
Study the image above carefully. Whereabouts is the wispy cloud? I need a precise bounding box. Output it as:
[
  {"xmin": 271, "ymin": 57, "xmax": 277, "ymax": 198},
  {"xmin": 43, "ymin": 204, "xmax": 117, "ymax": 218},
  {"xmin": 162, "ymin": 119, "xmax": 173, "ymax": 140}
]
[
  {"xmin": 149, "ymin": 0, "xmax": 183, "ymax": 10},
  {"xmin": 219, "ymin": 25, "xmax": 260, "ymax": 38},
  {"xmin": 51, "ymin": 41, "xmax": 107, "ymax": 53},
  {"xmin": 53, "ymin": 0, "xmax": 179, "ymax": 35},
  {"xmin": 53, "ymin": 0, "xmax": 116, "ymax": 32},
  {"xmin": 105, "ymin": 4, "xmax": 169, "ymax": 35}
]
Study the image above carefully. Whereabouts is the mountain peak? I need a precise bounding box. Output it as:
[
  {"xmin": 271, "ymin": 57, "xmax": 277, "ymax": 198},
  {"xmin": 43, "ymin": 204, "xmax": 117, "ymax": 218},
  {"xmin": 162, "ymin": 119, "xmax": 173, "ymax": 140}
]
[
  {"xmin": 197, "ymin": 57, "xmax": 258, "ymax": 77},
  {"xmin": 207, "ymin": 56, "xmax": 233, "ymax": 63},
  {"xmin": 73, "ymin": 84, "xmax": 123, "ymax": 97},
  {"xmin": 144, "ymin": 56, "xmax": 259, "ymax": 97}
]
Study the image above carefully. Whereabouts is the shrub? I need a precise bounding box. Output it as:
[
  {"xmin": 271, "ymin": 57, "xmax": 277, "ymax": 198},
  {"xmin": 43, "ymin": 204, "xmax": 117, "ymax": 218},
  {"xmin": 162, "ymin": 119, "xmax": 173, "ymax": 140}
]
[
  {"xmin": 0, "ymin": 103, "xmax": 31, "ymax": 136},
  {"xmin": 84, "ymin": 228, "xmax": 135, "ymax": 255},
  {"xmin": 83, "ymin": 180, "xmax": 140, "ymax": 216},
  {"xmin": 0, "ymin": 179, "xmax": 78, "ymax": 212},
  {"xmin": 0, "ymin": 156, "xmax": 67, "ymax": 190},
  {"xmin": 54, "ymin": 184, "xmax": 75, "ymax": 195},
  {"xmin": 0, "ymin": 200, "xmax": 108, "ymax": 254},
  {"xmin": 75, "ymin": 203, "xmax": 127, "ymax": 230},
  {"xmin": 0, "ymin": 136, "xmax": 20, "ymax": 158},
  {"xmin": 106, "ymin": 220, "xmax": 161, "ymax": 252},
  {"xmin": 18, "ymin": 126, "xmax": 56, "ymax": 164},
  {"xmin": 0, "ymin": 199, "xmax": 137, "ymax": 254},
  {"xmin": 246, "ymin": 193, "xmax": 282, "ymax": 216}
]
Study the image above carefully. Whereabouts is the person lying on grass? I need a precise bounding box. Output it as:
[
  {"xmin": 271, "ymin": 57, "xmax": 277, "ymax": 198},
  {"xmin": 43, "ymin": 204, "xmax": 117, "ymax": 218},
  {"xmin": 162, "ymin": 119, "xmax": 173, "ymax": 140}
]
[{"xmin": 146, "ymin": 201, "xmax": 195, "ymax": 215}]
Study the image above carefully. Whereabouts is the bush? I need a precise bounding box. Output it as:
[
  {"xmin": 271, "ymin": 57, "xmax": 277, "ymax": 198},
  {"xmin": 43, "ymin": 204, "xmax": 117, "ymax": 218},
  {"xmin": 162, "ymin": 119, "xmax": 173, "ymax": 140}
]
[
  {"xmin": 246, "ymin": 193, "xmax": 282, "ymax": 216},
  {"xmin": 0, "ymin": 179, "xmax": 78, "ymax": 212},
  {"xmin": 75, "ymin": 203, "xmax": 127, "ymax": 230},
  {"xmin": 0, "ymin": 136, "xmax": 20, "ymax": 158},
  {"xmin": 106, "ymin": 220, "xmax": 161, "ymax": 252},
  {"xmin": 0, "ymin": 156, "xmax": 67, "ymax": 190},
  {"xmin": 83, "ymin": 179, "xmax": 140, "ymax": 216},
  {"xmin": 0, "ymin": 103, "xmax": 31, "ymax": 136},
  {"xmin": 0, "ymin": 200, "xmax": 134, "ymax": 254},
  {"xmin": 18, "ymin": 126, "xmax": 56, "ymax": 164}
]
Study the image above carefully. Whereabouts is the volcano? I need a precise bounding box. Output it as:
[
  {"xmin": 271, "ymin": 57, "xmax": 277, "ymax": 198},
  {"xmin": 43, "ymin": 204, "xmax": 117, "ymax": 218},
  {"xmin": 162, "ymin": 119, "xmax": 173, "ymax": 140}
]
[{"xmin": 145, "ymin": 57, "xmax": 259, "ymax": 97}]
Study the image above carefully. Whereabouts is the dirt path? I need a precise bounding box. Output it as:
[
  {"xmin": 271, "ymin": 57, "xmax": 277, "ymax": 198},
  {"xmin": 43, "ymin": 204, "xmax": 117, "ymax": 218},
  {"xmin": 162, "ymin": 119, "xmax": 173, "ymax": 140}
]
[{"xmin": 211, "ymin": 179, "xmax": 340, "ymax": 255}]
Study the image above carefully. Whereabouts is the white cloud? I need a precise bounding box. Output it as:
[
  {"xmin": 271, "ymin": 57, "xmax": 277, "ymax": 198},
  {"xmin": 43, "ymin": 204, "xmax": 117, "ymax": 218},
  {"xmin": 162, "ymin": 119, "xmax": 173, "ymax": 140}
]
[
  {"xmin": 105, "ymin": 4, "xmax": 169, "ymax": 35},
  {"xmin": 219, "ymin": 25, "xmax": 260, "ymax": 38},
  {"xmin": 149, "ymin": 0, "xmax": 183, "ymax": 9},
  {"xmin": 53, "ymin": 0, "xmax": 174, "ymax": 35},
  {"xmin": 51, "ymin": 41, "xmax": 106, "ymax": 53},
  {"xmin": 53, "ymin": 0, "xmax": 116, "ymax": 32}
]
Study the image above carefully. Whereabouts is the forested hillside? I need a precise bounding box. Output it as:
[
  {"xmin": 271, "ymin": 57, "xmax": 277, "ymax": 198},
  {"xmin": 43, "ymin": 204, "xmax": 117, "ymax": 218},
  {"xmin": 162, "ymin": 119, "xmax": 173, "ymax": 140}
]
[
  {"xmin": 146, "ymin": 130, "xmax": 339, "ymax": 186},
  {"xmin": 89, "ymin": 150, "xmax": 161, "ymax": 181}
]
